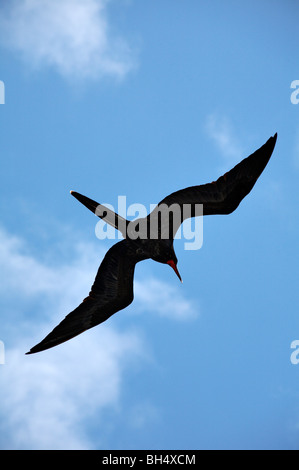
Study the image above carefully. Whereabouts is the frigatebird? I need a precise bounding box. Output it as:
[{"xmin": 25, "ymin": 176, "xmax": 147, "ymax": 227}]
[{"xmin": 26, "ymin": 133, "xmax": 277, "ymax": 354}]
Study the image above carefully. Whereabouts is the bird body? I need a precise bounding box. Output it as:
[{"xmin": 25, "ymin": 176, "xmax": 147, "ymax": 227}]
[{"xmin": 26, "ymin": 133, "xmax": 277, "ymax": 354}]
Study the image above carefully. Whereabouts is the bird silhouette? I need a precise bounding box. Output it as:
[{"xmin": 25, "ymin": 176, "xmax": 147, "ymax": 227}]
[{"xmin": 26, "ymin": 133, "xmax": 277, "ymax": 354}]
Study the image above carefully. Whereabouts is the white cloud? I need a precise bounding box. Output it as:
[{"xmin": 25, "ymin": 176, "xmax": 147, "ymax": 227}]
[
  {"xmin": 0, "ymin": 228, "xmax": 102, "ymax": 319},
  {"xmin": 0, "ymin": 0, "xmax": 136, "ymax": 80},
  {"xmin": 135, "ymin": 278, "xmax": 198, "ymax": 321},
  {"xmin": 0, "ymin": 225, "xmax": 196, "ymax": 449},
  {"xmin": 205, "ymin": 113, "xmax": 244, "ymax": 164},
  {"xmin": 0, "ymin": 226, "xmax": 144, "ymax": 449},
  {"xmin": 0, "ymin": 226, "xmax": 196, "ymax": 325},
  {"xmin": 1, "ymin": 329, "xmax": 142, "ymax": 450}
]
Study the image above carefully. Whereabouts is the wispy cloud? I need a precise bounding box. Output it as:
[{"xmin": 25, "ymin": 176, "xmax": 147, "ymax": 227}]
[
  {"xmin": 1, "ymin": 330, "xmax": 143, "ymax": 450},
  {"xmin": 135, "ymin": 278, "xmax": 198, "ymax": 321},
  {"xmin": 0, "ymin": 226, "xmax": 196, "ymax": 326},
  {"xmin": 0, "ymin": 226, "xmax": 144, "ymax": 449},
  {"xmin": 0, "ymin": 0, "xmax": 136, "ymax": 81},
  {"xmin": 205, "ymin": 113, "xmax": 244, "ymax": 164},
  {"xmin": 0, "ymin": 225, "xmax": 196, "ymax": 449}
]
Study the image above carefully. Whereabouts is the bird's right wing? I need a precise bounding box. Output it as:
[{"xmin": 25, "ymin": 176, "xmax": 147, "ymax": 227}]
[
  {"xmin": 26, "ymin": 240, "xmax": 142, "ymax": 354},
  {"xmin": 148, "ymin": 133, "xmax": 277, "ymax": 239}
]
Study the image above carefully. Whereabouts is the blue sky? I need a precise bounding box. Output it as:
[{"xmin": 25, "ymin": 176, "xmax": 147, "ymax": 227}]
[{"xmin": 0, "ymin": 0, "xmax": 299, "ymax": 450}]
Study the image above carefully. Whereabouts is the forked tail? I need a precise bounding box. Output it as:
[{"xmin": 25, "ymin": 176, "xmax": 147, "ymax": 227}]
[{"xmin": 70, "ymin": 191, "xmax": 129, "ymax": 239}]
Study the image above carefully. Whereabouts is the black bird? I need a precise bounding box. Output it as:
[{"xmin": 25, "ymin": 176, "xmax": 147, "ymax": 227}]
[{"xmin": 26, "ymin": 133, "xmax": 277, "ymax": 354}]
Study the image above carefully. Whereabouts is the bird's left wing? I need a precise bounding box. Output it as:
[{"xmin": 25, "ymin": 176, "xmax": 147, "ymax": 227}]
[
  {"xmin": 148, "ymin": 133, "xmax": 277, "ymax": 239},
  {"xmin": 26, "ymin": 240, "xmax": 143, "ymax": 354}
]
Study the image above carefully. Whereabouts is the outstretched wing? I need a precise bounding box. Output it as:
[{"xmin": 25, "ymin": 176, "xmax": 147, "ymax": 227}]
[
  {"xmin": 26, "ymin": 240, "xmax": 142, "ymax": 354},
  {"xmin": 148, "ymin": 133, "xmax": 277, "ymax": 239}
]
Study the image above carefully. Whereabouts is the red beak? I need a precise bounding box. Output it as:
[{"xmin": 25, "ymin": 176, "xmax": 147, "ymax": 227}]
[{"xmin": 167, "ymin": 260, "xmax": 183, "ymax": 283}]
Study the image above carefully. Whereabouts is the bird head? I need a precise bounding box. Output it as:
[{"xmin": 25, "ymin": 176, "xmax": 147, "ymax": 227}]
[
  {"xmin": 149, "ymin": 242, "xmax": 182, "ymax": 283},
  {"xmin": 166, "ymin": 258, "xmax": 182, "ymax": 283}
]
